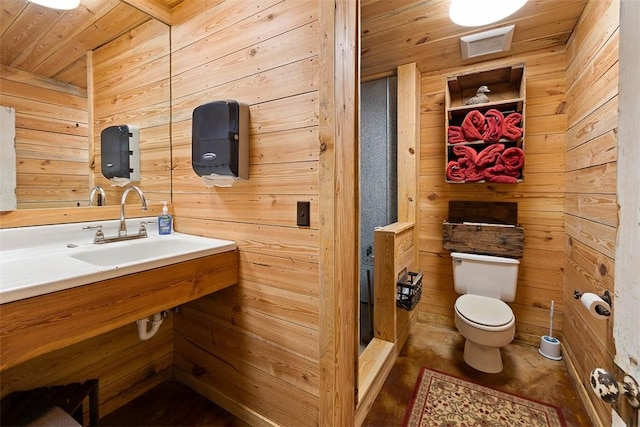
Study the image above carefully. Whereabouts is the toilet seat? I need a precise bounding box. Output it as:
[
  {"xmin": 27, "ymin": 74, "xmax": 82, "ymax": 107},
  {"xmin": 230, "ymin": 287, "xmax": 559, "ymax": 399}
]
[{"xmin": 455, "ymin": 294, "xmax": 514, "ymax": 329}]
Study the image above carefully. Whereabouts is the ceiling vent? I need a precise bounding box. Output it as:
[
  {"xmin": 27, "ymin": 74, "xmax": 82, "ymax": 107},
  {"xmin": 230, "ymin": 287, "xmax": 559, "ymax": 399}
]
[{"xmin": 460, "ymin": 25, "xmax": 515, "ymax": 59}]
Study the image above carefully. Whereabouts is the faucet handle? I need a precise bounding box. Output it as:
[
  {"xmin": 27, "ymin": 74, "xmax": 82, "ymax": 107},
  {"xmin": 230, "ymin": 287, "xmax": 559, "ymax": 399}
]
[
  {"xmin": 83, "ymin": 225, "xmax": 105, "ymax": 243},
  {"xmin": 139, "ymin": 221, "xmax": 156, "ymax": 236}
]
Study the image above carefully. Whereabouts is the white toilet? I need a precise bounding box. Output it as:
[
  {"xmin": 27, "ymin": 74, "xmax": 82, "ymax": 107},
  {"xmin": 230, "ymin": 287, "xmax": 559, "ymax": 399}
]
[{"xmin": 451, "ymin": 252, "xmax": 520, "ymax": 373}]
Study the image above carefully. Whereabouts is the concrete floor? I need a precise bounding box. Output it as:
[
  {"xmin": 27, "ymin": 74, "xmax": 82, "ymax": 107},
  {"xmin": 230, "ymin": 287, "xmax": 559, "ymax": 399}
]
[
  {"xmin": 100, "ymin": 380, "xmax": 250, "ymax": 427},
  {"xmin": 102, "ymin": 322, "xmax": 592, "ymax": 426},
  {"xmin": 362, "ymin": 322, "xmax": 593, "ymax": 426}
]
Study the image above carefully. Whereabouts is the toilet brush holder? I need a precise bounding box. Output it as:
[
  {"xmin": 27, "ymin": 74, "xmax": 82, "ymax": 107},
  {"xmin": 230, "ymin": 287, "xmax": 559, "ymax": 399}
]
[
  {"xmin": 539, "ymin": 300, "xmax": 562, "ymax": 360},
  {"xmin": 539, "ymin": 335, "xmax": 562, "ymax": 361}
]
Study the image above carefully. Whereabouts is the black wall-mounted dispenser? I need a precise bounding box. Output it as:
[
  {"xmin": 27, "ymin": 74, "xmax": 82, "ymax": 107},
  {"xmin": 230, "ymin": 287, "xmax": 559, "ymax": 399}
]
[
  {"xmin": 192, "ymin": 100, "xmax": 249, "ymax": 181},
  {"xmin": 100, "ymin": 125, "xmax": 140, "ymax": 181}
]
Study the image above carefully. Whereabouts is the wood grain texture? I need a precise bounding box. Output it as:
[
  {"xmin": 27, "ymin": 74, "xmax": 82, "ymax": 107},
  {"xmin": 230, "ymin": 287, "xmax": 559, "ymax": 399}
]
[
  {"xmin": 91, "ymin": 18, "xmax": 171, "ymax": 206},
  {"xmin": 443, "ymin": 223, "xmax": 524, "ymax": 258},
  {"xmin": 397, "ymin": 63, "xmax": 421, "ymax": 271},
  {"xmin": 1, "ymin": 321, "xmax": 174, "ymax": 417},
  {"xmin": 168, "ymin": 1, "xmax": 331, "ymax": 425},
  {"xmin": 0, "ymin": 66, "xmax": 89, "ymax": 209},
  {"xmin": 0, "ymin": 250, "xmax": 238, "ymax": 371},
  {"xmin": 360, "ymin": 0, "xmax": 587, "ymax": 78},
  {"xmin": 374, "ymin": 223, "xmax": 415, "ymax": 343},
  {"xmin": 0, "ymin": 0, "xmax": 181, "ymax": 88},
  {"xmin": 318, "ymin": 0, "xmax": 359, "ymax": 425},
  {"xmin": 0, "ymin": 203, "xmax": 166, "ymax": 228},
  {"xmin": 563, "ymin": 1, "xmax": 620, "ymax": 424},
  {"xmin": 417, "ymin": 50, "xmax": 567, "ymax": 346}
]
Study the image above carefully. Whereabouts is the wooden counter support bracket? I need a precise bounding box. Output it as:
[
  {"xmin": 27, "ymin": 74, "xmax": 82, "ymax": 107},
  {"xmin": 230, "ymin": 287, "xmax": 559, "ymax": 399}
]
[{"xmin": 0, "ymin": 250, "xmax": 239, "ymax": 372}]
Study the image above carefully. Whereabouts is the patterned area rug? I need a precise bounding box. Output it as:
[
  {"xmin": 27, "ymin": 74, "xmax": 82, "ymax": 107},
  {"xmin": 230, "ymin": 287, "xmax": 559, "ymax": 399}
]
[{"xmin": 403, "ymin": 368, "xmax": 566, "ymax": 427}]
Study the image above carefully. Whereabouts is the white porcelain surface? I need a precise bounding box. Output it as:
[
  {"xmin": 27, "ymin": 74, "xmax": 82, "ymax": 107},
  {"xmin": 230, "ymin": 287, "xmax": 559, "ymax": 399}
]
[
  {"xmin": 0, "ymin": 217, "xmax": 236, "ymax": 304},
  {"xmin": 455, "ymin": 294, "xmax": 514, "ymax": 327},
  {"xmin": 451, "ymin": 252, "xmax": 519, "ymax": 301},
  {"xmin": 455, "ymin": 309, "xmax": 515, "ymax": 373},
  {"xmin": 454, "ymin": 309, "xmax": 515, "ymax": 344}
]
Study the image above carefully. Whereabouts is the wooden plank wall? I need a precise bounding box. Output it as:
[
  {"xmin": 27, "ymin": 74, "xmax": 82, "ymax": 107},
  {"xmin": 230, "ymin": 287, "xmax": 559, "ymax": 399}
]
[
  {"xmin": 169, "ymin": 1, "xmax": 321, "ymax": 425},
  {"xmin": 418, "ymin": 50, "xmax": 567, "ymax": 346},
  {"xmin": 0, "ymin": 320, "xmax": 173, "ymax": 418},
  {"xmin": 0, "ymin": 65, "xmax": 89, "ymax": 209},
  {"xmin": 1, "ymin": 18, "xmax": 176, "ymax": 420},
  {"xmin": 563, "ymin": 0, "xmax": 619, "ymax": 425},
  {"xmin": 91, "ymin": 18, "xmax": 171, "ymax": 206}
]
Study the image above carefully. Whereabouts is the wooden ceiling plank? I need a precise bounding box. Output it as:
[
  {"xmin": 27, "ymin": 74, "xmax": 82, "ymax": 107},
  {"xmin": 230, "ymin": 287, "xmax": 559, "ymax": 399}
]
[
  {"xmin": 362, "ymin": 1, "xmax": 448, "ymax": 37},
  {"xmin": 122, "ymin": 0, "xmax": 172, "ymax": 25},
  {"xmin": 362, "ymin": 0, "xmax": 432, "ymax": 27},
  {"xmin": 362, "ymin": 32, "xmax": 571, "ymax": 79},
  {"xmin": 363, "ymin": 1, "xmax": 585, "ymax": 51},
  {"xmin": 0, "ymin": 4, "xmax": 61, "ymax": 67},
  {"xmin": 31, "ymin": 3, "xmax": 149, "ymax": 80},
  {"xmin": 0, "ymin": 0, "xmax": 28, "ymax": 38},
  {"xmin": 51, "ymin": 56, "xmax": 88, "ymax": 89},
  {"xmin": 361, "ymin": 1, "xmax": 586, "ymax": 77},
  {"xmin": 10, "ymin": 0, "xmax": 120, "ymax": 73}
]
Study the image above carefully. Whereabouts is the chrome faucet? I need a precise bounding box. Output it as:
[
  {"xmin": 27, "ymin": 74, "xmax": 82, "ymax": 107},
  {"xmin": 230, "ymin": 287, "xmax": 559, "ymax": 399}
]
[
  {"xmin": 88, "ymin": 186, "xmax": 106, "ymax": 206},
  {"xmin": 119, "ymin": 186, "xmax": 147, "ymax": 236}
]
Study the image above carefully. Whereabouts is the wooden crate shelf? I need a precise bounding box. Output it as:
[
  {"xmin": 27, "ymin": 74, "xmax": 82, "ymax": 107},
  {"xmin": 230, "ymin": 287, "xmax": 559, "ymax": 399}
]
[
  {"xmin": 443, "ymin": 222, "xmax": 524, "ymax": 258},
  {"xmin": 444, "ymin": 64, "xmax": 526, "ymax": 184}
]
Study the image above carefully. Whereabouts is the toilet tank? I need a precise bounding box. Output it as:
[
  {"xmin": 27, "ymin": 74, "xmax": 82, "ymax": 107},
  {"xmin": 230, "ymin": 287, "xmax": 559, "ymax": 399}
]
[{"xmin": 451, "ymin": 252, "xmax": 520, "ymax": 301}]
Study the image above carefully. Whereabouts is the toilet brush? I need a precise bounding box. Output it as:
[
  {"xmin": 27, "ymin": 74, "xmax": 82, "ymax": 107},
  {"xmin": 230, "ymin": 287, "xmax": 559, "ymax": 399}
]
[
  {"xmin": 548, "ymin": 299, "xmax": 555, "ymax": 337},
  {"xmin": 539, "ymin": 300, "xmax": 562, "ymax": 360}
]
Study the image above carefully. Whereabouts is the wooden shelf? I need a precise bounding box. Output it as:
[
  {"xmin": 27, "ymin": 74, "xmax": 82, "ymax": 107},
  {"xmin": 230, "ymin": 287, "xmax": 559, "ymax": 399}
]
[
  {"xmin": 446, "ymin": 137, "xmax": 523, "ymax": 147},
  {"xmin": 446, "ymin": 98, "xmax": 524, "ymax": 120},
  {"xmin": 443, "ymin": 200, "xmax": 523, "ymax": 258},
  {"xmin": 446, "ymin": 64, "xmax": 525, "ymax": 108},
  {"xmin": 444, "ymin": 64, "xmax": 526, "ymax": 184},
  {"xmin": 443, "ymin": 221, "xmax": 524, "ymax": 258}
]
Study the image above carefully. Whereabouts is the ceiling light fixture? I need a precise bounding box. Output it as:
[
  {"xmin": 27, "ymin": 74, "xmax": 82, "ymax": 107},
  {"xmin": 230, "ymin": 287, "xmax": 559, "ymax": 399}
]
[
  {"xmin": 449, "ymin": 0, "xmax": 528, "ymax": 27},
  {"xmin": 28, "ymin": 0, "xmax": 80, "ymax": 10}
]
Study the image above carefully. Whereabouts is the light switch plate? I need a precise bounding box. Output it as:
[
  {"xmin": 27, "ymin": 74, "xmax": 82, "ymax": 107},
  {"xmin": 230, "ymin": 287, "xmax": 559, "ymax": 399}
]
[{"xmin": 297, "ymin": 201, "xmax": 310, "ymax": 227}]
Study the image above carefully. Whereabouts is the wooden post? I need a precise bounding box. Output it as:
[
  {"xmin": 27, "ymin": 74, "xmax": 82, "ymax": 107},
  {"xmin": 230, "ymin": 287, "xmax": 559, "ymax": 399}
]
[
  {"xmin": 397, "ymin": 63, "xmax": 421, "ymax": 269},
  {"xmin": 318, "ymin": 0, "xmax": 359, "ymax": 425}
]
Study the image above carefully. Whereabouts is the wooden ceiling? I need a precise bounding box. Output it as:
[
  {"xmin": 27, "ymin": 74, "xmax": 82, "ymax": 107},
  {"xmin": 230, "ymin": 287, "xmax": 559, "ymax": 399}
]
[
  {"xmin": 0, "ymin": 0, "xmax": 183, "ymax": 88},
  {"xmin": 361, "ymin": 0, "xmax": 589, "ymax": 78},
  {"xmin": 1, "ymin": 0, "xmax": 589, "ymax": 87}
]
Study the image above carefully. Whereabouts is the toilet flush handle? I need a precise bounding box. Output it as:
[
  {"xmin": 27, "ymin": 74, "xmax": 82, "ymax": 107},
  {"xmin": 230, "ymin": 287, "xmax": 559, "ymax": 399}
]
[{"xmin": 453, "ymin": 258, "xmax": 462, "ymax": 264}]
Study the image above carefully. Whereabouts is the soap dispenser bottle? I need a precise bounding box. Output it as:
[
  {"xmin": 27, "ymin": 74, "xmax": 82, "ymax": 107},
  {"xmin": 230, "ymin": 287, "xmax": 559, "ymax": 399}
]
[{"xmin": 158, "ymin": 201, "xmax": 172, "ymax": 235}]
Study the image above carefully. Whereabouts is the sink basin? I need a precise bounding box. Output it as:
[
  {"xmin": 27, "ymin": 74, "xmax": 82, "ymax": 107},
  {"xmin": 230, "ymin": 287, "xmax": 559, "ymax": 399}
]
[
  {"xmin": 70, "ymin": 234, "xmax": 228, "ymax": 267},
  {"xmin": 0, "ymin": 218, "xmax": 236, "ymax": 304}
]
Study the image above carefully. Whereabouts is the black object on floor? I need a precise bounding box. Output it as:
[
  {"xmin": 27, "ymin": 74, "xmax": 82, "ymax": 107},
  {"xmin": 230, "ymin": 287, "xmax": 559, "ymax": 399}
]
[{"xmin": 1, "ymin": 379, "xmax": 99, "ymax": 426}]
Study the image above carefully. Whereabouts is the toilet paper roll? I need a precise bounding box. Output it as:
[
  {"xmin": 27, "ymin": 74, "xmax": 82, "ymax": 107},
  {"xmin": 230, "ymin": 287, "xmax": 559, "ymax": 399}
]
[
  {"xmin": 581, "ymin": 293, "xmax": 611, "ymax": 318},
  {"xmin": 202, "ymin": 173, "xmax": 236, "ymax": 188}
]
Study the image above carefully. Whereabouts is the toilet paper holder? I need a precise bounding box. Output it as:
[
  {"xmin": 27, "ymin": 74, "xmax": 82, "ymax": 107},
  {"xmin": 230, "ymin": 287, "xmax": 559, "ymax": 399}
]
[{"xmin": 573, "ymin": 290, "xmax": 612, "ymax": 317}]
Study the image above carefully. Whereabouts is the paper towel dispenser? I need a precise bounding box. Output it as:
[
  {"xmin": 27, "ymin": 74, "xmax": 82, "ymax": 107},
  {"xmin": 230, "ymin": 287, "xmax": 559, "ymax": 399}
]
[
  {"xmin": 192, "ymin": 100, "xmax": 249, "ymax": 180},
  {"xmin": 100, "ymin": 125, "xmax": 140, "ymax": 181}
]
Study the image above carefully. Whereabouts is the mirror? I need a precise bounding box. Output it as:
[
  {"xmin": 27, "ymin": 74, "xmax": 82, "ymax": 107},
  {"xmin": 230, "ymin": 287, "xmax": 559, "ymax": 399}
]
[{"xmin": 0, "ymin": 1, "xmax": 171, "ymax": 210}]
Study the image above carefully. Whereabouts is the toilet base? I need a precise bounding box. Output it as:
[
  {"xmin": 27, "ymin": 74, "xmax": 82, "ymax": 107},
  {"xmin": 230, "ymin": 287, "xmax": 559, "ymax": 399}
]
[{"xmin": 463, "ymin": 339, "xmax": 504, "ymax": 374}]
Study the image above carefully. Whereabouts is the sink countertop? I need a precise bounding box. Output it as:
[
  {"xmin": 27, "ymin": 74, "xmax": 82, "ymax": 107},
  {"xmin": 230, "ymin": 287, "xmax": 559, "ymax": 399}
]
[{"xmin": 0, "ymin": 218, "xmax": 236, "ymax": 304}]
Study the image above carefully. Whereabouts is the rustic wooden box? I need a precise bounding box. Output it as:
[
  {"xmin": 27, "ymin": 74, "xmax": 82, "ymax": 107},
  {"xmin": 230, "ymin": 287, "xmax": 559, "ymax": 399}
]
[
  {"xmin": 444, "ymin": 63, "xmax": 526, "ymax": 184},
  {"xmin": 442, "ymin": 221, "xmax": 524, "ymax": 258}
]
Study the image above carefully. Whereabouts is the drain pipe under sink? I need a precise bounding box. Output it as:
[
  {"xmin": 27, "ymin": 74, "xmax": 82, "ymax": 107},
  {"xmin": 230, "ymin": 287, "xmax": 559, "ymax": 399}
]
[{"xmin": 136, "ymin": 311, "xmax": 168, "ymax": 340}]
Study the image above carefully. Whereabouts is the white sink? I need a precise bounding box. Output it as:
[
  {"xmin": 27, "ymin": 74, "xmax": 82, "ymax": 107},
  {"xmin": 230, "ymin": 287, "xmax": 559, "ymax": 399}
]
[
  {"xmin": 69, "ymin": 234, "xmax": 231, "ymax": 267},
  {"xmin": 0, "ymin": 218, "xmax": 236, "ymax": 304}
]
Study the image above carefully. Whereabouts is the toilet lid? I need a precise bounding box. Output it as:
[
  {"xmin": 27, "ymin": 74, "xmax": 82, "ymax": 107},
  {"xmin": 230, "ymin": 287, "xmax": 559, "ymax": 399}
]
[{"xmin": 455, "ymin": 294, "xmax": 513, "ymax": 327}]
